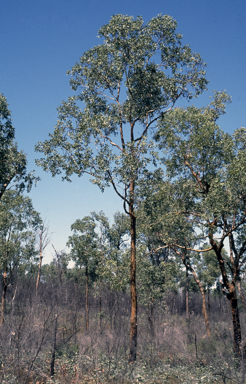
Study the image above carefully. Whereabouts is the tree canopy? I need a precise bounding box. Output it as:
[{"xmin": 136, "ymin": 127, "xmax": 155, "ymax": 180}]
[{"xmin": 0, "ymin": 94, "xmax": 36, "ymax": 198}]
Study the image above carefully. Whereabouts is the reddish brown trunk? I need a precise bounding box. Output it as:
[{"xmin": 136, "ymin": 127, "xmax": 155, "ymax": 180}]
[
  {"xmin": 200, "ymin": 287, "xmax": 211, "ymax": 337},
  {"xmin": 129, "ymin": 182, "xmax": 137, "ymax": 363},
  {"xmin": 190, "ymin": 267, "xmax": 211, "ymax": 337},
  {"xmin": 175, "ymin": 248, "xmax": 211, "ymax": 338}
]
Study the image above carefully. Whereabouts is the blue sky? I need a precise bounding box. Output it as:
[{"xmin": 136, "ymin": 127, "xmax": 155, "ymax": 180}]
[{"xmin": 1, "ymin": 0, "xmax": 245, "ymax": 263}]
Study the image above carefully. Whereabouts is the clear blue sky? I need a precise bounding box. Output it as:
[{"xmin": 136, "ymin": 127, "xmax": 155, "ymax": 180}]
[{"xmin": 1, "ymin": 0, "xmax": 245, "ymax": 263}]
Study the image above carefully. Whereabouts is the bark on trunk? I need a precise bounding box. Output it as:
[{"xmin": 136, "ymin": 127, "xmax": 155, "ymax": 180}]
[
  {"xmin": 50, "ymin": 314, "xmax": 58, "ymax": 377},
  {"xmin": 129, "ymin": 185, "xmax": 137, "ymax": 363},
  {"xmin": 85, "ymin": 264, "xmax": 89, "ymax": 331},
  {"xmin": 189, "ymin": 268, "xmax": 210, "ymax": 337},
  {"xmin": 148, "ymin": 297, "xmax": 154, "ymax": 337},
  {"xmin": 99, "ymin": 280, "xmax": 102, "ymax": 329},
  {"xmin": 1, "ymin": 269, "xmax": 7, "ymax": 325},
  {"xmin": 99, "ymin": 238, "xmax": 103, "ymax": 330},
  {"xmin": 190, "ymin": 266, "xmax": 210, "ymax": 337},
  {"xmin": 211, "ymin": 240, "xmax": 242, "ymax": 358},
  {"xmin": 229, "ymin": 290, "xmax": 241, "ymax": 358},
  {"xmin": 186, "ymin": 268, "xmax": 189, "ymax": 321}
]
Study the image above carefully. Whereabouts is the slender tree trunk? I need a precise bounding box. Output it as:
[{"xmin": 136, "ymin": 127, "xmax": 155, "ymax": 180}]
[
  {"xmin": 170, "ymin": 292, "xmax": 175, "ymax": 315},
  {"xmin": 189, "ymin": 268, "xmax": 211, "ymax": 337},
  {"xmin": 99, "ymin": 237, "xmax": 103, "ymax": 330},
  {"xmin": 148, "ymin": 297, "xmax": 154, "ymax": 337},
  {"xmin": 37, "ymin": 224, "xmax": 50, "ymax": 295},
  {"xmin": 1, "ymin": 268, "xmax": 7, "ymax": 325},
  {"xmin": 99, "ymin": 280, "xmax": 102, "ymax": 329},
  {"xmin": 200, "ymin": 285, "xmax": 211, "ymax": 337},
  {"xmin": 174, "ymin": 248, "xmax": 211, "ymax": 337},
  {"xmin": 129, "ymin": 181, "xmax": 137, "ymax": 363},
  {"xmin": 85, "ymin": 264, "xmax": 89, "ymax": 331},
  {"xmin": 190, "ymin": 271, "xmax": 210, "ymax": 337},
  {"xmin": 36, "ymin": 232, "xmax": 43, "ymax": 295},
  {"xmin": 50, "ymin": 314, "xmax": 58, "ymax": 377},
  {"xmin": 186, "ymin": 268, "xmax": 189, "ymax": 321},
  {"xmin": 188, "ymin": 265, "xmax": 210, "ymax": 338}
]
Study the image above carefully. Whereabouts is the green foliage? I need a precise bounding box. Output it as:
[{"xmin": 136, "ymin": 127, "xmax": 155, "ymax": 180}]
[
  {"xmin": 194, "ymin": 245, "xmax": 227, "ymax": 291},
  {"xmin": 92, "ymin": 211, "xmax": 131, "ymax": 292},
  {"xmin": 0, "ymin": 93, "xmax": 37, "ymax": 198},
  {"xmin": 35, "ymin": 14, "xmax": 207, "ymax": 199},
  {"xmin": 142, "ymin": 91, "xmax": 245, "ymax": 264},
  {"xmin": 0, "ymin": 190, "xmax": 42, "ymax": 273},
  {"xmin": 67, "ymin": 216, "xmax": 99, "ymax": 281}
]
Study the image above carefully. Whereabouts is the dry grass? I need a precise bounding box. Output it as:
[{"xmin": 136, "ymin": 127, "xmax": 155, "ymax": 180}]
[{"xmin": 0, "ymin": 282, "xmax": 245, "ymax": 383}]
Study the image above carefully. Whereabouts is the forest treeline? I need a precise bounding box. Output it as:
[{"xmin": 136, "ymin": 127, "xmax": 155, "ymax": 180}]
[{"xmin": 1, "ymin": 13, "xmax": 246, "ymax": 383}]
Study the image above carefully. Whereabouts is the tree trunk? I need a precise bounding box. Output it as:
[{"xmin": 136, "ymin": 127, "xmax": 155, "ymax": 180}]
[
  {"xmin": 174, "ymin": 248, "xmax": 211, "ymax": 338},
  {"xmin": 210, "ymin": 236, "xmax": 242, "ymax": 358},
  {"xmin": 170, "ymin": 292, "xmax": 175, "ymax": 315},
  {"xmin": 200, "ymin": 285, "xmax": 211, "ymax": 337},
  {"xmin": 148, "ymin": 297, "xmax": 154, "ymax": 337},
  {"xmin": 99, "ymin": 280, "xmax": 102, "ymax": 329},
  {"xmin": 36, "ymin": 233, "xmax": 43, "ymax": 295},
  {"xmin": 186, "ymin": 268, "xmax": 189, "ymax": 321},
  {"xmin": 129, "ymin": 183, "xmax": 137, "ymax": 363},
  {"xmin": 50, "ymin": 314, "xmax": 58, "ymax": 377},
  {"xmin": 190, "ymin": 266, "xmax": 210, "ymax": 337},
  {"xmin": 1, "ymin": 268, "xmax": 7, "ymax": 325},
  {"xmin": 229, "ymin": 289, "xmax": 241, "ymax": 358},
  {"xmin": 85, "ymin": 264, "xmax": 89, "ymax": 331},
  {"xmin": 189, "ymin": 267, "xmax": 210, "ymax": 337},
  {"xmin": 99, "ymin": 238, "xmax": 103, "ymax": 330}
]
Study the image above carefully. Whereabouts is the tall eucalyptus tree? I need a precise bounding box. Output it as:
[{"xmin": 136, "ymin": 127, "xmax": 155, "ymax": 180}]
[{"xmin": 35, "ymin": 14, "xmax": 207, "ymax": 361}]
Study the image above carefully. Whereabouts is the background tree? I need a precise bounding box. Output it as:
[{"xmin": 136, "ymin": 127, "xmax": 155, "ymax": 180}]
[
  {"xmin": 67, "ymin": 216, "xmax": 99, "ymax": 331},
  {"xmin": 140, "ymin": 179, "xmax": 212, "ymax": 336},
  {"xmin": 195, "ymin": 245, "xmax": 225, "ymax": 317},
  {"xmin": 105, "ymin": 212, "xmax": 130, "ymax": 292},
  {"xmin": 0, "ymin": 94, "xmax": 36, "ymax": 199},
  {"xmin": 35, "ymin": 13, "xmax": 207, "ymax": 361},
  {"xmin": 0, "ymin": 190, "xmax": 41, "ymax": 324},
  {"xmin": 91, "ymin": 211, "xmax": 110, "ymax": 328},
  {"xmin": 155, "ymin": 91, "xmax": 246, "ymax": 357},
  {"xmin": 36, "ymin": 221, "xmax": 51, "ymax": 295}
]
